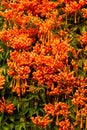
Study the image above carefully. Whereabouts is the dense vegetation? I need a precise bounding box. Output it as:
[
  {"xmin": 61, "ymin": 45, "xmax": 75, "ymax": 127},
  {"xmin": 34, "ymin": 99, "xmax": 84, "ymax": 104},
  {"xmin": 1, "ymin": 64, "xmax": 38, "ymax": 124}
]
[{"xmin": 0, "ymin": 0, "xmax": 87, "ymax": 130}]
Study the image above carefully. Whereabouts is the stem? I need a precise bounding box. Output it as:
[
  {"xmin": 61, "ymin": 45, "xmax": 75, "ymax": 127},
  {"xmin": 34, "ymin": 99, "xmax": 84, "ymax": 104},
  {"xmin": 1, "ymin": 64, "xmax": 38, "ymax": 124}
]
[
  {"xmin": 55, "ymin": 114, "xmax": 59, "ymax": 126},
  {"xmin": 80, "ymin": 115, "xmax": 83, "ymax": 129},
  {"xmin": 74, "ymin": 12, "xmax": 77, "ymax": 24},
  {"xmin": 76, "ymin": 105, "xmax": 78, "ymax": 113},
  {"xmin": 66, "ymin": 13, "xmax": 68, "ymax": 25},
  {"xmin": 48, "ymin": 31, "xmax": 50, "ymax": 43},
  {"xmin": 51, "ymin": 83, "xmax": 54, "ymax": 90},
  {"xmin": 86, "ymin": 116, "xmax": 87, "ymax": 130}
]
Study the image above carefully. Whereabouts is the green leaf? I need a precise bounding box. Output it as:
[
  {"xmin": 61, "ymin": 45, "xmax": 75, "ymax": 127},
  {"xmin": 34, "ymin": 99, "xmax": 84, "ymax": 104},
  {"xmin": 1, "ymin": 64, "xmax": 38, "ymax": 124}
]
[
  {"xmin": 0, "ymin": 16, "xmax": 4, "ymax": 28},
  {"xmin": 29, "ymin": 108, "xmax": 35, "ymax": 117},
  {"xmin": 78, "ymin": 60, "xmax": 83, "ymax": 68},
  {"xmin": 15, "ymin": 123, "xmax": 26, "ymax": 130},
  {"xmin": 78, "ymin": 68, "xmax": 85, "ymax": 77},
  {"xmin": 81, "ymin": 26, "xmax": 86, "ymax": 32},
  {"xmin": 0, "ymin": 113, "xmax": 4, "ymax": 123},
  {"xmin": 8, "ymin": 124, "xmax": 14, "ymax": 129},
  {"xmin": 2, "ymin": 66, "xmax": 7, "ymax": 75},
  {"xmin": 2, "ymin": 126, "xmax": 9, "ymax": 130},
  {"xmin": 54, "ymin": 126, "xmax": 58, "ymax": 130},
  {"xmin": 17, "ymin": 103, "xmax": 20, "ymax": 112},
  {"xmin": 8, "ymin": 116, "xmax": 15, "ymax": 123},
  {"xmin": 69, "ymin": 113, "xmax": 76, "ymax": 120}
]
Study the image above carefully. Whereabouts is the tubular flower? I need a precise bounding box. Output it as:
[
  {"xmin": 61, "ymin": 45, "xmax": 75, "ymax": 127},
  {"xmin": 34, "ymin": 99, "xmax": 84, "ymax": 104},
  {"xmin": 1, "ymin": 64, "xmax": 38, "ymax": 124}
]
[
  {"xmin": 82, "ymin": 8, "xmax": 87, "ymax": 18},
  {"xmin": 44, "ymin": 102, "xmax": 69, "ymax": 118},
  {"xmin": 59, "ymin": 119, "xmax": 73, "ymax": 130},
  {"xmin": 44, "ymin": 103, "xmax": 55, "ymax": 116},
  {"xmin": 63, "ymin": 1, "xmax": 85, "ymax": 13},
  {"xmin": 0, "ymin": 97, "xmax": 15, "ymax": 114},
  {"xmin": 0, "ymin": 97, "xmax": 6, "ymax": 113},
  {"xmin": 12, "ymin": 79, "xmax": 21, "ymax": 97},
  {"xmin": 32, "ymin": 37, "xmax": 70, "ymax": 88},
  {"xmin": 81, "ymin": 104, "xmax": 87, "ymax": 116},
  {"xmin": 6, "ymin": 103, "xmax": 16, "ymax": 115},
  {"xmin": 32, "ymin": 102, "xmax": 70, "ymax": 128},
  {"xmin": 1, "ymin": 0, "xmax": 58, "ymax": 27},
  {"xmin": 11, "ymin": 78, "xmax": 28, "ymax": 97},
  {"xmin": 72, "ymin": 90, "xmax": 87, "ymax": 108},
  {"xmin": 7, "ymin": 50, "xmax": 32, "ymax": 79},
  {"xmin": 31, "ymin": 115, "xmax": 52, "ymax": 128},
  {"xmin": 79, "ymin": 32, "xmax": 87, "ymax": 45},
  {"xmin": 0, "ymin": 75, "xmax": 5, "ymax": 90},
  {"xmin": 0, "ymin": 28, "xmax": 37, "ymax": 50},
  {"xmin": 84, "ymin": 60, "xmax": 87, "ymax": 72}
]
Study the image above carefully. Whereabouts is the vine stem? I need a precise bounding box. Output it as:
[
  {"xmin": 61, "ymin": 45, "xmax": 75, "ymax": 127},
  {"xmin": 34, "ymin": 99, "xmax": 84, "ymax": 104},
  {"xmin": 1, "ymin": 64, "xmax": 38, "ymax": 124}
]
[
  {"xmin": 80, "ymin": 115, "xmax": 83, "ymax": 129},
  {"xmin": 86, "ymin": 116, "xmax": 87, "ymax": 130},
  {"xmin": 66, "ymin": 13, "xmax": 68, "ymax": 25},
  {"xmin": 74, "ymin": 12, "xmax": 77, "ymax": 24}
]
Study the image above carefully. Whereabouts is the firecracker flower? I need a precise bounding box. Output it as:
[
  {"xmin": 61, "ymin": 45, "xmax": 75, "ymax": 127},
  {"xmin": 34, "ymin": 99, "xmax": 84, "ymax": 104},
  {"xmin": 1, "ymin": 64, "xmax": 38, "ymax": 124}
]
[
  {"xmin": 44, "ymin": 102, "xmax": 70, "ymax": 121},
  {"xmin": 82, "ymin": 8, "xmax": 87, "ymax": 18},
  {"xmin": 32, "ymin": 102, "xmax": 70, "ymax": 128},
  {"xmin": 31, "ymin": 115, "xmax": 52, "ymax": 128},
  {"xmin": 0, "ymin": 75, "xmax": 5, "ymax": 90},
  {"xmin": 6, "ymin": 103, "xmax": 16, "ymax": 115},
  {"xmin": 78, "ymin": 32, "xmax": 87, "ymax": 45},
  {"xmin": 0, "ymin": 97, "xmax": 6, "ymax": 113},
  {"xmin": 84, "ymin": 60, "xmax": 87, "ymax": 72},
  {"xmin": 0, "ymin": 28, "xmax": 37, "ymax": 50},
  {"xmin": 72, "ymin": 90, "xmax": 87, "ymax": 107},
  {"xmin": 59, "ymin": 119, "xmax": 73, "ymax": 130},
  {"xmin": 0, "ymin": 97, "xmax": 16, "ymax": 114}
]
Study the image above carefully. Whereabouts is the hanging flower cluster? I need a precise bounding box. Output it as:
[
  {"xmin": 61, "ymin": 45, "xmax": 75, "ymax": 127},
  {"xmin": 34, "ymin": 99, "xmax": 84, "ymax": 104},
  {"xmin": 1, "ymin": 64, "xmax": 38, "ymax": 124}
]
[
  {"xmin": 0, "ymin": 97, "xmax": 16, "ymax": 115},
  {"xmin": 32, "ymin": 102, "xmax": 73, "ymax": 129},
  {"xmin": 31, "ymin": 115, "xmax": 52, "ymax": 129}
]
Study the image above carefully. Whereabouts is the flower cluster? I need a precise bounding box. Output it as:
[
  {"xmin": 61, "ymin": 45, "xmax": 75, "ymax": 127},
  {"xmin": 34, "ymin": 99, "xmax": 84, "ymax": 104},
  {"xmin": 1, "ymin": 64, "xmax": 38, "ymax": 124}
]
[
  {"xmin": 79, "ymin": 32, "xmax": 87, "ymax": 46},
  {"xmin": 63, "ymin": 1, "xmax": 85, "ymax": 13},
  {"xmin": 0, "ymin": 27, "xmax": 37, "ymax": 50},
  {"xmin": 7, "ymin": 50, "xmax": 36, "ymax": 96},
  {"xmin": 7, "ymin": 50, "xmax": 31, "ymax": 79},
  {"xmin": 82, "ymin": 8, "xmax": 87, "ymax": 18},
  {"xmin": 0, "ymin": 97, "xmax": 16, "ymax": 115},
  {"xmin": 31, "ymin": 115, "xmax": 52, "ymax": 129},
  {"xmin": 31, "ymin": 102, "xmax": 72, "ymax": 129},
  {"xmin": 44, "ymin": 102, "xmax": 69, "ymax": 118}
]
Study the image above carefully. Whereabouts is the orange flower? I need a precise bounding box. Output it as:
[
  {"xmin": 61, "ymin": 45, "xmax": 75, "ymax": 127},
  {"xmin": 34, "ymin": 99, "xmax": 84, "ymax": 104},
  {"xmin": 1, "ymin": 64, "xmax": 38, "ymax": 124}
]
[
  {"xmin": 0, "ymin": 97, "xmax": 6, "ymax": 113},
  {"xmin": 59, "ymin": 119, "xmax": 72, "ymax": 130},
  {"xmin": 72, "ymin": 90, "xmax": 87, "ymax": 107},
  {"xmin": 44, "ymin": 103, "xmax": 55, "ymax": 116},
  {"xmin": 84, "ymin": 60, "xmax": 87, "ymax": 72},
  {"xmin": 0, "ymin": 75, "xmax": 5, "ymax": 90},
  {"xmin": 31, "ymin": 115, "xmax": 52, "ymax": 128},
  {"xmin": 44, "ymin": 102, "xmax": 69, "ymax": 118},
  {"xmin": 6, "ymin": 103, "xmax": 16, "ymax": 115},
  {"xmin": 82, "ymin": 8, "xmax": 87, "ymax": 18},
  {"xmin": 12, "ymin": 79, "xmax": 21, "ymax": 97},
  {"xmin": 0, "ymin": 97, "xmax": 15, "ymax": 114}
]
